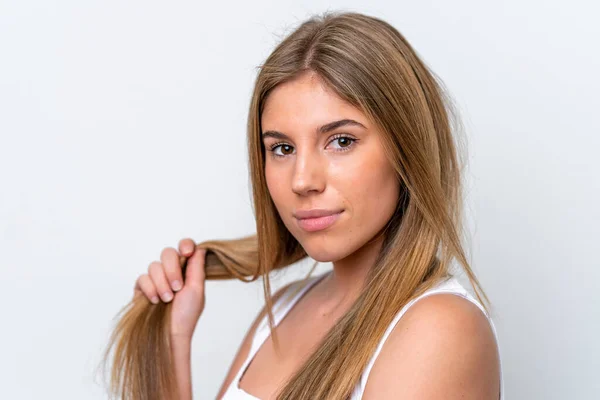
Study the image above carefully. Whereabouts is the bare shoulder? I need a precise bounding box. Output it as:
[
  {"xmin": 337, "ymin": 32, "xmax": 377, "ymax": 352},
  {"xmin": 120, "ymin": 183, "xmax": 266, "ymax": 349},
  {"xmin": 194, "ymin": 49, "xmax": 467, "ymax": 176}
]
[
  {"xmin": 362, "ymin": 293, "xmax": 500, "ymax": 400},
  {"xmin": 215, "ymin": 279, "xmax": 296, "ymax": 399}
]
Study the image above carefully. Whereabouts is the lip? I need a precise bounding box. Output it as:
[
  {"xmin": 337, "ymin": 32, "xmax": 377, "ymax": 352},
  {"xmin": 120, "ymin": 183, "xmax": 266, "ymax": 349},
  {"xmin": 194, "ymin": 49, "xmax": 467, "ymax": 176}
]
[
  {"xmin": 293, "ymin": 208, "xmax": 344, "ymax": 219},
  {"xmin": 294, "ymin": 209, "xmax": 344, "ymax": 232}
]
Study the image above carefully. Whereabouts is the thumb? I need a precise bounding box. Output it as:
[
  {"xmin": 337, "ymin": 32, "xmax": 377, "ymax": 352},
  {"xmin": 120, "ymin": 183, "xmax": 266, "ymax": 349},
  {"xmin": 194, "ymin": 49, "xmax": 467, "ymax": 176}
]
[{"xmin": 185, "ymin": 248, "xmax": 206, "ymax": 287}]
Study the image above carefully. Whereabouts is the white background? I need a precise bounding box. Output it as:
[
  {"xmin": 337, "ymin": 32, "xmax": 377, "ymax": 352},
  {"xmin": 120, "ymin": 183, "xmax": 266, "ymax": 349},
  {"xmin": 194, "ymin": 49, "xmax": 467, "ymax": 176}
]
[{"xmin": 1, "ymin": 1, "xmax": 598, "ymax": 399}]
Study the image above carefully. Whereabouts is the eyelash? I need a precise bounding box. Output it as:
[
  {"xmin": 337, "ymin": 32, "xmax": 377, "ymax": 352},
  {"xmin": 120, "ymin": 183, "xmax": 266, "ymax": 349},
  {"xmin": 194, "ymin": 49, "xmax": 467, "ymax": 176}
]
[{"xmin": 267, "ymin": 134, "xmax": 358, "ymax": 158}]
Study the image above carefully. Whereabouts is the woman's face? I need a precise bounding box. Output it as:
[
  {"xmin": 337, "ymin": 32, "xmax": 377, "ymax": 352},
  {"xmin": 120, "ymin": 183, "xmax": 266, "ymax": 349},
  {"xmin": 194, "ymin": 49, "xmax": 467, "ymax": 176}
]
[{"xmin": 261, "ymin": 72, "xmax": 400, "ymax": 262}]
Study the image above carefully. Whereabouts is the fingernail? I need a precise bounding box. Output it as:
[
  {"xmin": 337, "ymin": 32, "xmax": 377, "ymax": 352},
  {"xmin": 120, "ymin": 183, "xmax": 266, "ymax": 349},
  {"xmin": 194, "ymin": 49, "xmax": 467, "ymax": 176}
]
[
  {"xmin": 172, "ymin": 280, "xmax": 182, "ymax": 291},
  {"xmin": 162, "ymin": 291, "xmax": 173, "ymax": 302},
  {"xmin": 151, "ymin": 296, "xmax": 159, "ymax": 304}
]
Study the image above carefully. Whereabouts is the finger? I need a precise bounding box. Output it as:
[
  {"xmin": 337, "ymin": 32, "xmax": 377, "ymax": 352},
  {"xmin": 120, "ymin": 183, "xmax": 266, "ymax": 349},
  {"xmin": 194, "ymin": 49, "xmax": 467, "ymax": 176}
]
[
  {"xmin": 148, "ymin": 261, "xmax": 174, "ymax": 302},
  {"xmin": 161, "ymin": 247, "xmax": 184, "ymax": 292},
  {"xmin": 135, "ymin": 274, "xmax": 160, "ymax": 304},
  {"xmin": 178, "ymin": 238, "xmax": 196, "ymax": 257},
  {"xmin": 185, "ymin": 248, "xmax": 206, "ymax": 288}
]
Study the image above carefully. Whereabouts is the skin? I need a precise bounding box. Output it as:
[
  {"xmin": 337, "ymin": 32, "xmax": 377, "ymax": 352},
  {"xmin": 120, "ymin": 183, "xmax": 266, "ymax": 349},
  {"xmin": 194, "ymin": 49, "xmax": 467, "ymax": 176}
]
[
  {"xmin": 261, "ymin": 70, "xmax": 400, "ymax": 307},
  {"xmin": 134, "ymin": 70, "xmax": 500, "ymax": 399}
]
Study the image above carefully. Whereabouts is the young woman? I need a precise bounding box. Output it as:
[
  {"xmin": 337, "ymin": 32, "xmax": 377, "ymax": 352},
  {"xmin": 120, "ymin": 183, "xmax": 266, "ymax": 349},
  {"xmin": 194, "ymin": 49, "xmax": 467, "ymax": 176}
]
[{"xmin": 102, "ymin": 11, "xmax": 503, "ymax": 400}]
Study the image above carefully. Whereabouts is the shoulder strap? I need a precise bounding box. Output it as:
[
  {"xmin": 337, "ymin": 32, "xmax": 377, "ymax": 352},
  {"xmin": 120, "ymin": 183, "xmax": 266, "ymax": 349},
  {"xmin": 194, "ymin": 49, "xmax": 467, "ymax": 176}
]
[
  {"xmin": 352, "ymin": 276, "xmax": 504, "ymax": 399},
  {"xmin": 234, "ymin": 273, "xmax": 329, "ymax": 385}
]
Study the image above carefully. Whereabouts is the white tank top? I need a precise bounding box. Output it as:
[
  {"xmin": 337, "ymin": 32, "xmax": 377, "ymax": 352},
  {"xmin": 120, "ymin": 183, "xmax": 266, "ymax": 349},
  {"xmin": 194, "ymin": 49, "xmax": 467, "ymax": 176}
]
[{"xmin": 221, "ymin": 272, "xmax": 504, "ymax": 399}]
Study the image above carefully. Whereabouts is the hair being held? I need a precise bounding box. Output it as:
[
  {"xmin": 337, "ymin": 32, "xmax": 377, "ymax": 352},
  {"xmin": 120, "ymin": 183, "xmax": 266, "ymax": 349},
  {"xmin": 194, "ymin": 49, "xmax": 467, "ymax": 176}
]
[{"xmin": 97, "ymin": 10, "xmax": 491, "ymax": 400}]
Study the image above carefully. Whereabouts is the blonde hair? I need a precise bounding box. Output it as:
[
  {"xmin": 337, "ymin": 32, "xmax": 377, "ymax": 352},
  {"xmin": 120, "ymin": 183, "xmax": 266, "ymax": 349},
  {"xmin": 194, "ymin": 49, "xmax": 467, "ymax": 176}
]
[{"xmin": 99, "ymin": 10, "xmax": 491, "ymax": 400}]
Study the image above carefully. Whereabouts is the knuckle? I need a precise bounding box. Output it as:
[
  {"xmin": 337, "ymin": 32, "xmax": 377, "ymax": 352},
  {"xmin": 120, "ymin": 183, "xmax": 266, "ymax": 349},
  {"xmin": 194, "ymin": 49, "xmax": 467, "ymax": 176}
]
[
  {"xmin": 149, "ymin": 271, "xmax": 166, "ymax": 288},
  {"xmin": 139, "ymin": 276, "xmax": 154, "ymax": 296},
  {"xmin": 148, "ymin": 265, "xmax": 169, "ymax": 290},
  {"xmin": 180, "ymin": 238, "xmax": 195, "ymax": 255},
  {"xmin": 148, "ymin": 261, "xmax": 162, "ymax": 274},
  {"xmin": 139, "ymin": 275, "xmax": 159, "ymax": 303},
  {"xmin": 161, "ymin": 246, "xmax": 177, "ymax": 261},
  {"xmin": 162, "ymin": 260, "xmax": 180, "ymax": 279}
]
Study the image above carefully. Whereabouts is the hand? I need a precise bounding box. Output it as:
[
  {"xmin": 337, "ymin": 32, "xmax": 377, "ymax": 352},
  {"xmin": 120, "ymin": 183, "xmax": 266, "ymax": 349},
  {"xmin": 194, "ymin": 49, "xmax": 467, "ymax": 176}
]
[{"xmin": 133, "ymin": 238, "xmax": 207, "ymax": 340}]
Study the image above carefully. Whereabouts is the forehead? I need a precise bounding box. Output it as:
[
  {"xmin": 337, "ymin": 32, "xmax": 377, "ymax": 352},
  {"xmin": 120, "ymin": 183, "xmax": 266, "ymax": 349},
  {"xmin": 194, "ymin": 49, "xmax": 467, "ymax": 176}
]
[{"xmin": 261, "ymin": 73, "xmax": 367, "ymax": 130}]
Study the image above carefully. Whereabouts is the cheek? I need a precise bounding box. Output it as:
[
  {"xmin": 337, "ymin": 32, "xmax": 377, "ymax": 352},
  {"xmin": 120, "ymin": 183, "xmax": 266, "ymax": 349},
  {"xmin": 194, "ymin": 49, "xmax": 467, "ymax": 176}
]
[
  {"xmin": 338, "ymin": 154, "xmax": 399, "ymax": 225},
  {"xmin": 265, "ymin": 166, "xmax": 275, "ymax": 195},
  {"xmin": 265, "ymin": 164, "xmax": 288, "ymax": 208}
]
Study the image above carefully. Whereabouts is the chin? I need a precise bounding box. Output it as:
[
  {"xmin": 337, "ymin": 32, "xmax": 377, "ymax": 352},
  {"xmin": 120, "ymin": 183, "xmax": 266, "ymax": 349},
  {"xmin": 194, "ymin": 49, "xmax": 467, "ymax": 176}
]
[
  {"xmin": 306, "ymin": 252, "xmax": 337, "ymax": 263},
  {"xmin": 299, "ymin": 241, "xmax": 346, "ymax": 263}
]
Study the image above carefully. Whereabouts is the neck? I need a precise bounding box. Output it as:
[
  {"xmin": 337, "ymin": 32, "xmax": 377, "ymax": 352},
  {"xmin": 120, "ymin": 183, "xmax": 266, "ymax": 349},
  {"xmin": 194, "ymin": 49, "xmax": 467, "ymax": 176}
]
[{"xmin": 321, "ymin": 234, "xmax": 385, "ymax": 308}]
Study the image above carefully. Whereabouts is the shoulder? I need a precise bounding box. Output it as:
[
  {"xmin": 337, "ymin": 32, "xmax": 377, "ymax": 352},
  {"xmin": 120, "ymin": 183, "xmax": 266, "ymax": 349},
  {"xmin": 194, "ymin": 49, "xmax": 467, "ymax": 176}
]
[{"xmin": 362, "ymin": 292, "xmax": 500, "ymax": 400}]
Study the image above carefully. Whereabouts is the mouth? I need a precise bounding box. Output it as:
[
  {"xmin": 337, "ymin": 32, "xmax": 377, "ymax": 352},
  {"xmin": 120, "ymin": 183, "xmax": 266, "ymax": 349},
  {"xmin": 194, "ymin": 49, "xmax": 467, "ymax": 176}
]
[{"xmin": 294, "ymin": 209, "xmax": 344, "ymax": 232}]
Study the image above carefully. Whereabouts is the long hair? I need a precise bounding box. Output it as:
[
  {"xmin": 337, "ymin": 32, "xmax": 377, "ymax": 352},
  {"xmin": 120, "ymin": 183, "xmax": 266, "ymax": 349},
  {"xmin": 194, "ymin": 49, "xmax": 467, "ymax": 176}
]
[{"xmin": 98, "ymin": 10, "xmax": 492, "ymax": 400}]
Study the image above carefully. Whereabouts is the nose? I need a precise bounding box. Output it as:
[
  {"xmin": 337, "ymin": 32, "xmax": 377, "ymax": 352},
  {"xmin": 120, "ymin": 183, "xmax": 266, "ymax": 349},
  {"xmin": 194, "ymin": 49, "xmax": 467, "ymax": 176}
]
[{"xmin": 291, "ymin": 147, "xmax": 326, "ymax": 196}]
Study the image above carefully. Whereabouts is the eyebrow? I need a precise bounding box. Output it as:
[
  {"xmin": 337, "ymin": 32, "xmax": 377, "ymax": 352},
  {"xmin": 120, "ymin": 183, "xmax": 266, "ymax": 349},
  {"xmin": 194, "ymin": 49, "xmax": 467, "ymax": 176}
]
[{"xmin": 261, "ymin": 118, "xmax": 366, "ymax": 140}]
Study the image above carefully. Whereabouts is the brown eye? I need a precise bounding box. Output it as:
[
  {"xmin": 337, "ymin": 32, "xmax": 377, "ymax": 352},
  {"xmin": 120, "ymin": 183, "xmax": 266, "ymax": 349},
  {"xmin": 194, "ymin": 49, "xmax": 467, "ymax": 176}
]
[
  {"xmin": 270, "ymin": 143, "xmax": 295, "ymax": 157},
  {"xmin": 329, "ymin": 135, "xmax": 357, "ymax": 151},
  {"xmin": 281, "ymin": 145, "xmax": 293, "ymax": 154},
  {"xmin": 338, "ymin": 137, "xmax": 351, "ymax": 147}
]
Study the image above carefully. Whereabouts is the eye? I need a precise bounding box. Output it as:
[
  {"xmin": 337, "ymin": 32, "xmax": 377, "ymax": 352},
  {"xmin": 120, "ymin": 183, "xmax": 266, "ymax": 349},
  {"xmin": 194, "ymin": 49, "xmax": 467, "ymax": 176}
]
[
  {"xmin": 269, "ymin": 143, "xmax": 295, "ymax": 157},
  {"xmin": 328, "ymin": 135, "xmax": 356, "ymax": 151},
  {"xmin": 267, "ymin": 134, "xmax": 358, "ymax": 158}
]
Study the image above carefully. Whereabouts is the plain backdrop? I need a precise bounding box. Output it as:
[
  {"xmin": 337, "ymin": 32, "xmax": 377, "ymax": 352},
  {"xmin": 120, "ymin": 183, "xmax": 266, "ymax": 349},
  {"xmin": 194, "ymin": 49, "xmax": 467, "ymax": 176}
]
[{"xmin": 1, "ymin": 1, "xmax": 598, "ymax": 399}]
